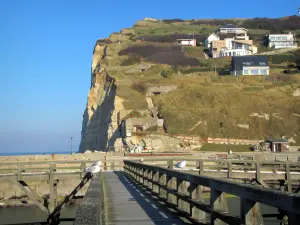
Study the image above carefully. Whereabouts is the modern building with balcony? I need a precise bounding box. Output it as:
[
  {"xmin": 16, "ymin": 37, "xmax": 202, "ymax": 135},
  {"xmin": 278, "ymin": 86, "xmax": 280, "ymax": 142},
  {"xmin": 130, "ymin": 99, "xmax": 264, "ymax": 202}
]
[
  {"xmin": 220, "ymin": 40, "xmax": 257, "ymax": 57},
  {"xmin": 268, "ymin": 32, "xmax": 297, "ymax": 49},
  {"xmin": 220, "ymin": 24, "xmax": 248, "ymax": 34}
]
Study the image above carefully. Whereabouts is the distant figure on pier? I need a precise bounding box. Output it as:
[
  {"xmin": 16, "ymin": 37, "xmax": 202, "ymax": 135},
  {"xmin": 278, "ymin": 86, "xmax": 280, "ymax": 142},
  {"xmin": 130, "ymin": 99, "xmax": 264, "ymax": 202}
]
[
  {"xmin": 140, "ymin": 157, "xmax": 144, "ymax": 162},
  {"xmin": 228, "ymin": 150, "xmax": 233, "ymax": 155},
  {"xmin": 175, "ymin": 160, "xmax": 187, "ymax": 168},
  {"xmin": 85, "ymin": 160, "xmax": 101, "ymax": 174}
]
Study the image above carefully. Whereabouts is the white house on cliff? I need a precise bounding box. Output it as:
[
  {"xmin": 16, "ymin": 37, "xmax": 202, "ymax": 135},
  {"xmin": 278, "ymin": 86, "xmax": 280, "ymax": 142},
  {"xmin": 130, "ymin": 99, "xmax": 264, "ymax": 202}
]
[
  {"xmin": 205, "ymin": 33, "xmax": 219, "ymax": 49},
  {"xmin": 268, "ymin": 32, "xmax": 297, "ymax": 49},
  {"xmin": 220, "ymin": 24, "xmax": 248, "ymax": 34}
]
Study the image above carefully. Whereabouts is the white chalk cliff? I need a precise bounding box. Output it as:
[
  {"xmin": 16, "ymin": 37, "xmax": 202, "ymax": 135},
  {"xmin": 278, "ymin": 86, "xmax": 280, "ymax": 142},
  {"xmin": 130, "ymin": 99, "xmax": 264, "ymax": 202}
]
[{"xmin": 79, "ymin": 44, "xmax": 124, "ymax": 152}]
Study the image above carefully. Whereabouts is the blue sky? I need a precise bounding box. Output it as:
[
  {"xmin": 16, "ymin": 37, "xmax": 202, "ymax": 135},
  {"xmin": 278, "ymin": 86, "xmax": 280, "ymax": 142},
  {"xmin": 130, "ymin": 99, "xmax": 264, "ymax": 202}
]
[{"xmin": 0, "ymin": 0, "xmax": 298, "ymax": 154}]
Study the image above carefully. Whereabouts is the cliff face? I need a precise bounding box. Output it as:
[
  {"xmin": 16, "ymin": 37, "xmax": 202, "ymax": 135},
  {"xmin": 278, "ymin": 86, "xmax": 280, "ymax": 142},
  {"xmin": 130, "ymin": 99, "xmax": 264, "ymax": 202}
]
[{"xmin": 79, "ymin": 44, "xmax": 124, "ymax": 152}]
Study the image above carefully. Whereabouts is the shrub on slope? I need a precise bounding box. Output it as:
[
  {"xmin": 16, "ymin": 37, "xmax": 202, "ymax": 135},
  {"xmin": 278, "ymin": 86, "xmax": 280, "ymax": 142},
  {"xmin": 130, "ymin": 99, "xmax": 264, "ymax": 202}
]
[{"xmin": 119, "ymin": 45, "xmax": 200, "ymax": 67}]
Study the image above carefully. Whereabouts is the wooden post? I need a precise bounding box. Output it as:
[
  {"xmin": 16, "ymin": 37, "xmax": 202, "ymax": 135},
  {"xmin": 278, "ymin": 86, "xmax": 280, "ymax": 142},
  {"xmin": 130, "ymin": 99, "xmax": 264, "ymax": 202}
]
[
  {"xmin": 13, "ymin": 180, "xmax": 48, "ymax": 213},
  {"xmin": 49, "ymin": 164, "xmax": 57, "ymax": 213},
  {"xmin": 177, "ymin": 179, "xmax": 183, "ymax": 209},
  {"xmin": 111, "ymin": 161, "xmax": 115, "ymax": 171},
  {"xmin": 157, "ymin": 172, "xmax": 162, "ymax": 196},
  {"xmin": 17, "ymin": 164, "xmax": 23, "ymax": 181},
  {"xmin": 210, "ymin": 188, "xmax": 228, "ymax": 225},
  {"xmin": 256, "ymin": 162, "xmax": 261, "ymax": 181},
  {"xmin": 279, "ymin": 180, "xmax": 285, "ymax": 192},
  {"xmin": 134, "ymin": 166, "xmax": 137, "ymax": 180},
  {"xmin": 80, "ymin": 162, "xmax": 86, "ymax": 179},
  {"xmin": 151, "ymin": 171, "xmax": 156, "ymax": 192},
  {"xmin": 190, "ymin": 183, "xmax": 206, "ymax": 223},
  {"xmin": 148, "ymin": 169, "xmax": 152, "ymax": 189},
  {"xmin": 199, "ymin": 160, "xmax": 204, "ymax": 175},
  {"xmin": 227, "ymin": 161, "xmax": 232, "ymax": 178},
  {"xmin": 140, "ymin": 168, "xmax": 144, "ymax": 184},
  {"xmin": 104, "ymin": 156, "xmax": 107, "ymax": 171},
  {"xmin": 143, "ymin": 168, "xmax": 147, "ymax": 186},
  {"xmin": 240, "ymin": 198, "xmax": 263, "ymax": 225},
  {"xmin": 286, "ymin": 163, "xmax": 292, "ymax": 193},
  {"xmin": 168, "ymin": 160, "xmax": 174, "ymax": 169},
  {"xmin": 166, "ymin": 175, "xmax": 173, "ymax": 204}
]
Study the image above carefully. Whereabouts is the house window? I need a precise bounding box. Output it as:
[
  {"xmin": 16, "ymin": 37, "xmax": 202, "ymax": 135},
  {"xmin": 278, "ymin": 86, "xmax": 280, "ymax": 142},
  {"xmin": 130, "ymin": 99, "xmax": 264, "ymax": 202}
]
[
  {"xmin": 244, "ymin": 70, "xmax": 249, "ymax": 75},
  {"xmin": 251, "ymin": 70, "xmax": 258, "ymax": 75},
  {"xmin": 260, "ymin": 69, "xmax": 267, "ymax": 75}
]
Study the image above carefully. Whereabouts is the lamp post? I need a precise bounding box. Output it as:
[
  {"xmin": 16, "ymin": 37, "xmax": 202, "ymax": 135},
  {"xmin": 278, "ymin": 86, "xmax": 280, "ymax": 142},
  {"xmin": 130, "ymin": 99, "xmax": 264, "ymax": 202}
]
[{"xmin": 70, "ymin": 137, "xmax": 73, "ymax": 154}]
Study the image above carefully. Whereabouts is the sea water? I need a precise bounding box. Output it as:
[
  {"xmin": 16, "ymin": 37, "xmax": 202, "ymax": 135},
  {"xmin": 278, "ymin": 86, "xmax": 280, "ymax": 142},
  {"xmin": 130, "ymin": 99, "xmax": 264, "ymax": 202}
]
[{"xmin": 0, "ymin": 150, "xmax": 74, "ymax": 156}]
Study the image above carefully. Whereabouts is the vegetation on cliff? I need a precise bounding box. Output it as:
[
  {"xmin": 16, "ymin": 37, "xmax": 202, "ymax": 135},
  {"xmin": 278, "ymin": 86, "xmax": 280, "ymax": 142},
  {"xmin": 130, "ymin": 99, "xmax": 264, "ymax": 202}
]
[{"xmin": 93, "ymin": 16, "xmax": 300, "ymax": 143}]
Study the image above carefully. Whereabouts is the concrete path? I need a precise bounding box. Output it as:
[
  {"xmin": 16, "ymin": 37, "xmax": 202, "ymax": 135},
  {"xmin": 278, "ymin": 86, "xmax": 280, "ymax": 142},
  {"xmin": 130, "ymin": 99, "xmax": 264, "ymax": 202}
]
[{"xmin": 103, "ymin": 171, "xmax": 190, "ymax": 225}]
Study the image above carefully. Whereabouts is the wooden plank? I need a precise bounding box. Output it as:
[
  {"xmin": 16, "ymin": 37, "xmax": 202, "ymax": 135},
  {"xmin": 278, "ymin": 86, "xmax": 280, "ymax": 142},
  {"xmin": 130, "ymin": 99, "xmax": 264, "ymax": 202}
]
[
  {"xmin": 210, "ymin": 188, "xmax": 228, "ymax": 225},
  {"xmin": 19, "ymin": 180, "xmax": 44, "ymax": 203},
  {"xmin": 168, "ymin": 159, "xmax": 174, "ymax": 169},
  {"xmin": 177, "ymin": 178, "xmax": 183, "ymax": 209},
  {"xmin": 103, "ymin": 171, "xmax": 187, "ymax": 225},
  {"xmin": 80, "ymin": 162, "xmax": 86, "ymax": 179},
  {"xmin": 227, "ymin": 161, "xmax": 232, "ymax": 178},
  {"xmin": 12, "ymin": 180, "xmax": 48, "ymax": 213},
  {"xmin": 198, "ymin": 160, "xmax": 204, "ymax": 175},
  {"xmin": 240, "ymin": 198, "xmax": 263, "ymax": 225},
  {"xmin": 49, "ymin": 164, "xmax": 57, "ymax": 213},
  {"xmin": 49, "ymin": 172, "xmax": 93, "ymax": 224},
  {"xmin": 286, "ymin": 163, "xmax": 292, "ymax": 193},
  {"xmin": 190, "ymin": 183, "xmax": 206, "ymax": 223}
]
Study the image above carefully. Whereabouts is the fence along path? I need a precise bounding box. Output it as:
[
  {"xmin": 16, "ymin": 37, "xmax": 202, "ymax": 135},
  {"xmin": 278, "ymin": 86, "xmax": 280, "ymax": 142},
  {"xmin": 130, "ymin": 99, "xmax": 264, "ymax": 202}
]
[{"xmin": 124, "ymin": 160, "xmax": 300, "ymax": 225}]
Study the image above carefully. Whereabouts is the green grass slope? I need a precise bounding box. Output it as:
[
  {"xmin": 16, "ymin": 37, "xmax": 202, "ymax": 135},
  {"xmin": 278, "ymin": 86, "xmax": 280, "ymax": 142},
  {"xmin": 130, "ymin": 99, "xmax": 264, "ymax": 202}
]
[{"xmin": 95, "ymin": 16, "xmax": 300, "ymax": 143}]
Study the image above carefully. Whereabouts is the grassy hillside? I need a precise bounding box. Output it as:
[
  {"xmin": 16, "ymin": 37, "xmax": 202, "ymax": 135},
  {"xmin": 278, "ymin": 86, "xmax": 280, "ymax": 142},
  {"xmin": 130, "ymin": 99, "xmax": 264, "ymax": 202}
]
[{"xmin": 96, "ymin": 16, "xmax": 300, "ymax": 143}]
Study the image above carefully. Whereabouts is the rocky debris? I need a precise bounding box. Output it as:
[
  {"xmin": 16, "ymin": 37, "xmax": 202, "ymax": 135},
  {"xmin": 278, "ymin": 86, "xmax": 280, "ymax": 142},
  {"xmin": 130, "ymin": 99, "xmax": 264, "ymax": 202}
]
[
  {"xmin": 292, "ymin": 88, "xmax": 300, "ymax": 97},
  {"xmin": 250, "ymin": 112, "xmax": 270, "ymax": 120},
  {"xmin": 272, "ymin": 113, "xmax": 283, "ymax": 120},
  {"xmin": 237, "ymin": 124, "xmax": 250, "ymax": 130},
  {"xmin": 84, "ymin": 150, "xmax": 92, "ymax": 154},
  {"xmin": 288, "ymin": 137, "xmax": 297, "ymax": 144}
]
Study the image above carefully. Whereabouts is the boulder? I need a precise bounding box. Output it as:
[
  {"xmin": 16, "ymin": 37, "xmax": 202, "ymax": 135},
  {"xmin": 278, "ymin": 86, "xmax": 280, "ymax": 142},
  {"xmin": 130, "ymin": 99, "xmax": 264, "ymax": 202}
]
[{"xmin": 292, "ymin": 88, "xmax": 300, "ymax": 97}]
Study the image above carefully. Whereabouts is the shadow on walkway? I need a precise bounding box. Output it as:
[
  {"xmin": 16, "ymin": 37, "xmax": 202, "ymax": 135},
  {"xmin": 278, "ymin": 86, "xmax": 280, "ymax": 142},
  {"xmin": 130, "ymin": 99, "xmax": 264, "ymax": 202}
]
[{"xmin": 112, "ymin": 171, "xmax": 190, "ymax": 225}]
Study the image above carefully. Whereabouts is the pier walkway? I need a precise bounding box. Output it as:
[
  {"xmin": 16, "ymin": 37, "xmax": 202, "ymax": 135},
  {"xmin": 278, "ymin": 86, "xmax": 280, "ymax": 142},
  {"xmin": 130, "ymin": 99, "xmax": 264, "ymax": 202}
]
[
  {"xmin": 102, "ymin": 171, "xmax": 189, "ymax": 225},
  {"xmin": 2, "ymin": 156, "xmax": 300, "ymax": 224}
]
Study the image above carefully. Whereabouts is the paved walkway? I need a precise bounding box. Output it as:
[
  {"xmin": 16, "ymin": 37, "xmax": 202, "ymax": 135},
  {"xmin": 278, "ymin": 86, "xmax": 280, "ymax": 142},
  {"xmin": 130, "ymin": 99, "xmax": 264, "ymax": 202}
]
[{"xmin": 103, "ymin": 171, "xmax": 190, "ymax": 225}]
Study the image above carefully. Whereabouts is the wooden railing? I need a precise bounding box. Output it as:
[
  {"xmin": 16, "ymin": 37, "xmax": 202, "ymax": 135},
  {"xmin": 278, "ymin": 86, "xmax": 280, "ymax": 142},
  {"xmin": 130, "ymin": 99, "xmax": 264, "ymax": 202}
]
[
  {"xmin": 0, "ymin": 159, "xmax": 124, "ymax": 181},
  {"xmin": 124, "ymin": 160, "xmax": 300, "ymax": 225},
  {"xmin": 141, "ymin": 158, "xmax": 300, "ymax": 192}
]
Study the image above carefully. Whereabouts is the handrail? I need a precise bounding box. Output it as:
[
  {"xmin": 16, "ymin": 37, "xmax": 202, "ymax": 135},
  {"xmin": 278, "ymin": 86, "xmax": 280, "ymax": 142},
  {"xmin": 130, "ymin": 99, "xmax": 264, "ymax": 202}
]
[
  {"xmin": 0, "ymin": 159, "xmax": 124, "ymax": 181},
  {"xmin": 124, "ymin": 160, "xmax": 300, "ymax": 224}
]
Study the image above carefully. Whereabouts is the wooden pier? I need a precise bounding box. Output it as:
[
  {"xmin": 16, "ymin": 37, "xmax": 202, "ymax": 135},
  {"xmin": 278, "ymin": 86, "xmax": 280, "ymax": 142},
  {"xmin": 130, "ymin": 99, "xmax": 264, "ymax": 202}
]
[{"xmin": 1, "ymin": 155, "xmax": 300, "ymax": 224}]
